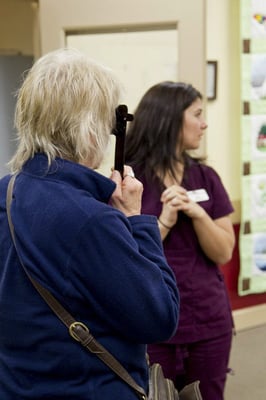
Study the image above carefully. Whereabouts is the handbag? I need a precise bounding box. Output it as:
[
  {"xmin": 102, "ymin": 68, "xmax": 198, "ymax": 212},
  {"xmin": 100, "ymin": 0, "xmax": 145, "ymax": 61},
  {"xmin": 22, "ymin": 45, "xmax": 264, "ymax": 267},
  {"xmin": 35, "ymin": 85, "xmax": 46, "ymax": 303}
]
[
  {"xmin": 6, "ymin": 173, "xmax": 202, "ymax": 400},
  {"xmin": 149, "ymin": 362, "xmax": 202, "ymax": 400}
]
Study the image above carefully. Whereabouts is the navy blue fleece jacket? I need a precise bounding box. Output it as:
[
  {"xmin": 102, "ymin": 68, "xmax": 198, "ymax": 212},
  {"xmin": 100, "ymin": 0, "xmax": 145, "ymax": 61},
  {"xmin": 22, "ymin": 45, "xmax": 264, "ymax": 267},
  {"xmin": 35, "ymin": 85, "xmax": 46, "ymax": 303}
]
[{"xmin": 0, "ymin": 154, "xmax": 179, "ymax": 400}]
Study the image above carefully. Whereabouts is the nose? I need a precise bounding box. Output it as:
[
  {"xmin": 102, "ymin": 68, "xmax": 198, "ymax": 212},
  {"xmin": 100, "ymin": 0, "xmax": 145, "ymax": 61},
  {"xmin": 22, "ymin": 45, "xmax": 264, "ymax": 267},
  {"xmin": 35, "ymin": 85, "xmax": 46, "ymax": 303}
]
[{"xmin": 202, "ymin": 120, "xmax": 208, "ymax": 130}]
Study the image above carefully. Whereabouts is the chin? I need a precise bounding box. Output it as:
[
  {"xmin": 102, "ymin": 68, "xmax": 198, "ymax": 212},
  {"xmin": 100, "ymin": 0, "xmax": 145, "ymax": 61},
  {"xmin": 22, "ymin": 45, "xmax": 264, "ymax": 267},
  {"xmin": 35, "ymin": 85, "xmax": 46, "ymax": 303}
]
[{"xmin": 191, "ymin": 145, "xmax": 200, "ymax": 150}]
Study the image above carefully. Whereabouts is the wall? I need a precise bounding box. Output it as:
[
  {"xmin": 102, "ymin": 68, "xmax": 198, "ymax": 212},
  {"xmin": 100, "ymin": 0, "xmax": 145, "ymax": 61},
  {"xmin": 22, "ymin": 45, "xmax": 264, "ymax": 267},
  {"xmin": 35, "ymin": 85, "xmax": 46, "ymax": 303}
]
[
  {"xmin": 0, "ymin": 55, "xmax": 33, "ymax": 177},
  {"xmin": 38, "ymin": 0, "xmax": 206, "ymax": 98},
  {"xmin": 0, "ymin": 0, "xmax": 34, "ymax": 55},
  {"xmin": 206, "ymin": 0, "xmax": 241, "ymax": 224},
  {"xmin": 0, "ymin": 0, "xmax": 35, "ymax": 177}
]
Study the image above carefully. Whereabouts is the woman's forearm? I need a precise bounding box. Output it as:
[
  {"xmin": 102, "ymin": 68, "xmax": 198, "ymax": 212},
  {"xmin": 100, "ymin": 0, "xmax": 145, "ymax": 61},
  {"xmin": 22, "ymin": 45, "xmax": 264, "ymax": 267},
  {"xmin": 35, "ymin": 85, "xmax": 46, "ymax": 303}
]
[{"xmin": 192, "ymin": 212, "xmax": 235, "ymax": 265}]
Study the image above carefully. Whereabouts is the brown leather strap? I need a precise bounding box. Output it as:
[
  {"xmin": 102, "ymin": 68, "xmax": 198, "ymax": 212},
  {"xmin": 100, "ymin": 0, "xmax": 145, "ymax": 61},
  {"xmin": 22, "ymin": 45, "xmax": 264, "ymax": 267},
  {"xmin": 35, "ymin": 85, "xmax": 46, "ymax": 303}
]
[{"xmin": 6, "ymin": 173, "xmax": 147, "ymax": 400}]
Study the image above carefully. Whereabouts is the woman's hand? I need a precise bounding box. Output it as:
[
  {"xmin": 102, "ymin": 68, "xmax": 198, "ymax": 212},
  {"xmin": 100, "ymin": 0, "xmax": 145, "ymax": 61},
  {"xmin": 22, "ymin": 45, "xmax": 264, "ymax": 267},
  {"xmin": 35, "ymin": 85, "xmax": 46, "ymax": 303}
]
[
  {"xmin": 160, "ymin": 184, "xmax": 207, "ymax": 223},
  {"xmin": 160, "ymin": 184, "xmax": 235, "ymax": 263},
  {"xmin": 110, "ymin": 166, "xmax": 143, "ymax": 217},
  {"xmin": 159, "ymin": 184, "xmax": 190, "ymax": 228}
]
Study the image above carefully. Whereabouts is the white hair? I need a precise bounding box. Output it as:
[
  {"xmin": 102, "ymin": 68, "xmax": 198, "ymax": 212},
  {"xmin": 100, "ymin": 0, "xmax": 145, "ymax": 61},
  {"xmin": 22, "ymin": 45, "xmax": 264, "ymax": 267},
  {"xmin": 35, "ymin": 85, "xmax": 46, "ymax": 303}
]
[{"xmin": 9, "ymin": 48, "xmax": 123, "ymax": 172}]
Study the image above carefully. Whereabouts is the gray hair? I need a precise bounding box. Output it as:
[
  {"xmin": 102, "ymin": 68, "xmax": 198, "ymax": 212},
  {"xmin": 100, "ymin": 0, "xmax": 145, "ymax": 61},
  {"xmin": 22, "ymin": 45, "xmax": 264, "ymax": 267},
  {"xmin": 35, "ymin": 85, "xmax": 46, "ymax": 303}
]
[{"xmin": 9, "ymin": 48, "xmax": 123, "ymax": 172}]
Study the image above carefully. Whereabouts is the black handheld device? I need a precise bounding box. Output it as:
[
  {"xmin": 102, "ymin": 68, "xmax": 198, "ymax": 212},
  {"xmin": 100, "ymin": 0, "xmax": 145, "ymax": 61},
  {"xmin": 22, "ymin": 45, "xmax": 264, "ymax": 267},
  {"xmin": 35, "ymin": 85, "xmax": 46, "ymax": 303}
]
[{"xmin": 111, "ymin": 105, "xmax": 133, "ymax": 176}]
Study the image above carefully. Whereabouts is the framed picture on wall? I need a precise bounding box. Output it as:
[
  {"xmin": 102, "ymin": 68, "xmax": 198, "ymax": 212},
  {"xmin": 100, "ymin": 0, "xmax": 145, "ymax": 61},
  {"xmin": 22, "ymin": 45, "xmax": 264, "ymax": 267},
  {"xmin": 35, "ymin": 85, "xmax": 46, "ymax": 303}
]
[{"xmin": 207, "ymin": 61, "xmax": 217, "ymax": 100}]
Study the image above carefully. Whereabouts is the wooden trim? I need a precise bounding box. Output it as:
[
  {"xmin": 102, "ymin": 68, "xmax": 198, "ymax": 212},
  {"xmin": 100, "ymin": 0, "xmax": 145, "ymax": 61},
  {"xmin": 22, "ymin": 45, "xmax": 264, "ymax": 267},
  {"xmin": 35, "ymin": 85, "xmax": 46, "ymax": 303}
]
[{"xmin": 233, "ymin": 304, "xmax": 266, "ymax": 332}]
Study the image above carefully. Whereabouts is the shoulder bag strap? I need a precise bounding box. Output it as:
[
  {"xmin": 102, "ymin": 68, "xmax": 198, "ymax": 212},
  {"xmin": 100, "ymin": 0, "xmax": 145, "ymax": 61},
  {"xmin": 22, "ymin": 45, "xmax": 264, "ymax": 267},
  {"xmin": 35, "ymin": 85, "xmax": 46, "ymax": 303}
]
[{"xmin": 6, "ymin": 173, "xmax": 147, "ymax": 400}]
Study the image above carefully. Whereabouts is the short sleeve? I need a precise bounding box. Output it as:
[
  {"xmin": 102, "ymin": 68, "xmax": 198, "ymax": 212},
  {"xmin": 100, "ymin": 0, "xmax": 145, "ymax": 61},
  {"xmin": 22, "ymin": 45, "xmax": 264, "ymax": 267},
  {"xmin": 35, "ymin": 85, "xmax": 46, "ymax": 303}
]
[{"xmin": 204, "ymin": 166, "xmax": 234, "ymax": 220}]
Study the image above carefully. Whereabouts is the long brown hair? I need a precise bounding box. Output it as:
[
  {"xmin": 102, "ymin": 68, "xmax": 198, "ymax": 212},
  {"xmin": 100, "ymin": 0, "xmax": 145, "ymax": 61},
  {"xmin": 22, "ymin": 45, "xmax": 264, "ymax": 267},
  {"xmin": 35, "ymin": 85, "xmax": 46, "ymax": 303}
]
[{"xmin": 125, "ymin": 81, "xmax": 203, "ymax": 184}]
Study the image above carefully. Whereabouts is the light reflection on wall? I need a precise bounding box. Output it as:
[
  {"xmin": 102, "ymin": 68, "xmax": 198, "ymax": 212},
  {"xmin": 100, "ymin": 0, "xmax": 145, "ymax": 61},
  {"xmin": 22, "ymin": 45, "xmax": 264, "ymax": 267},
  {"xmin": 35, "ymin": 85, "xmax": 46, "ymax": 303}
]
[{"xmin": 67, "ymin": 28, "xmax": 178, "ymax": 176}]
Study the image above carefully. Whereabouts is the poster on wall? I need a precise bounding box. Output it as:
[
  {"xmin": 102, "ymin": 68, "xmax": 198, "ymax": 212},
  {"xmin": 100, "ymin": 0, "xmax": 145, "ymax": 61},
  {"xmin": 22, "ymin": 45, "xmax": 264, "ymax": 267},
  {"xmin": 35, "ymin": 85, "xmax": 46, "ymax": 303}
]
[{"xmin": 239, "ymin": 0, "xmax": 266, "ymax": 295}]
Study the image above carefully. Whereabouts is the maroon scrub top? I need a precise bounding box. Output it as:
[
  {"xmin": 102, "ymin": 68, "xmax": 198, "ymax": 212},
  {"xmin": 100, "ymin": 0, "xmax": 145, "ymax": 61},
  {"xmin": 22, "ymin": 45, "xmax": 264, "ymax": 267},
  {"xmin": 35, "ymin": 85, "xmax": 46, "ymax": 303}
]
[{"xmin": 138, "ymin": 160, "xmax": 234, "ymax": 343}]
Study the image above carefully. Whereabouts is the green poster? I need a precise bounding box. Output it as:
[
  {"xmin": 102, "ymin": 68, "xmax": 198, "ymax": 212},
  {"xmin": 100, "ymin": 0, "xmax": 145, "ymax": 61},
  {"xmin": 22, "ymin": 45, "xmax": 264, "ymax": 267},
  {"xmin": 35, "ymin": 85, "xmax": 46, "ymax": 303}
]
[{"xmin": 239, "ymin": 0, "xmax": 266, "ymax": 295}]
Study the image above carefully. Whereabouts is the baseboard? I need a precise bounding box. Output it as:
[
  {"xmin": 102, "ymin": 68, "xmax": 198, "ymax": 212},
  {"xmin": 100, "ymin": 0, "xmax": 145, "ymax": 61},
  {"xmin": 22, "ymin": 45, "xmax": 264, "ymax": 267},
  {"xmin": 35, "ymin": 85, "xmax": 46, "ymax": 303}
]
[{"xmin": 233, "ymin": 303, "xmax": 266, "ymax": 332}]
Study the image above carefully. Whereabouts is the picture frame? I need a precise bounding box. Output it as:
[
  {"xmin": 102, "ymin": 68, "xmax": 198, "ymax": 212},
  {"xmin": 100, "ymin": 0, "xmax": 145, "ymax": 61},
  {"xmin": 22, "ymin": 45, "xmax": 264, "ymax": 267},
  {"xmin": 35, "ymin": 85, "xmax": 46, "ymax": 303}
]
[{"xmin": 207, "ymin": 61, "xmax": 217, "ymax": 100}]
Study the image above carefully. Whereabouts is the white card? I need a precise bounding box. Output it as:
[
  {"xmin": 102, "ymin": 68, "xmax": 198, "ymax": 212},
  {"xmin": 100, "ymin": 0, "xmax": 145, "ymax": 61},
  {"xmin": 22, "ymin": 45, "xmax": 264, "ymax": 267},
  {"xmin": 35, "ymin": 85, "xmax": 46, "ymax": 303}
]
[{"xmin": 187, "ymin": 189, "xmax": 209, "ymax": 202}]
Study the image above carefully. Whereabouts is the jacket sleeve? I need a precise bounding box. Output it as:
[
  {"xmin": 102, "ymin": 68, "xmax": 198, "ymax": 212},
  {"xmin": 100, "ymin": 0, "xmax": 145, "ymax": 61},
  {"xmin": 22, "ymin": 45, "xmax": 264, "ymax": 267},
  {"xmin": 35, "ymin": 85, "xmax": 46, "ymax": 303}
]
[{"xmin": 67, "ymin": 208, "xmax": 180, "ymax": 344}]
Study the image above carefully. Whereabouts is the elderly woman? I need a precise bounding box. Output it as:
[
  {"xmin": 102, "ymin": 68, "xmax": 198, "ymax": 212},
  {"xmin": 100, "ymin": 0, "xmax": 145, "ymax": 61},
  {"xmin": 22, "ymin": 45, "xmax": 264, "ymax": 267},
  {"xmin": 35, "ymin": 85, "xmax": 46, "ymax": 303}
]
[{"xmin": 0, "ymin": 49, "xmax": 179, "ymax": 400}]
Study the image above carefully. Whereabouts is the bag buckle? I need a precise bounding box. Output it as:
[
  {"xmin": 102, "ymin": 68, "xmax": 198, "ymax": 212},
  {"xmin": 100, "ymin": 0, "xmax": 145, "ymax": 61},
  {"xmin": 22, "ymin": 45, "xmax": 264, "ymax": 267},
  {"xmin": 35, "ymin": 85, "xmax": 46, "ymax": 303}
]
[{"xmin": 69, "ymin": 321, "xmax": 89, "ymax": 342}]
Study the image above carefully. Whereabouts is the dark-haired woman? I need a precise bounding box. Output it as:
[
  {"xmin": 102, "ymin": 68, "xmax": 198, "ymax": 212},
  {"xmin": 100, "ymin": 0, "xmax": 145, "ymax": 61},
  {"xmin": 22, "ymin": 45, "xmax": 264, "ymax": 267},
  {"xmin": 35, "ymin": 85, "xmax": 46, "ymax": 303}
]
[{"xmin": 125, "ymin": 81, "xmax": 235, "ymax": 400}]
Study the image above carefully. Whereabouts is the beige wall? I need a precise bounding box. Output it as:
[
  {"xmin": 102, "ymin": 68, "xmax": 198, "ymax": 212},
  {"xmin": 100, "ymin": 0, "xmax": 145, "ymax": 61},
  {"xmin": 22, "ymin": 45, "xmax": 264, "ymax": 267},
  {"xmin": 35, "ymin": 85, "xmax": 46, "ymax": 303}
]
[
  {"xmin": 206, "ymin": 0, "xmax": 241, "ymax": 222},
  {"xmin": 38, "ymin": 0, "xmax": 206, "ymax": 95},
  {"xmin": 0, "ymin": 0, "xmax": 34, "ymax": 55}
]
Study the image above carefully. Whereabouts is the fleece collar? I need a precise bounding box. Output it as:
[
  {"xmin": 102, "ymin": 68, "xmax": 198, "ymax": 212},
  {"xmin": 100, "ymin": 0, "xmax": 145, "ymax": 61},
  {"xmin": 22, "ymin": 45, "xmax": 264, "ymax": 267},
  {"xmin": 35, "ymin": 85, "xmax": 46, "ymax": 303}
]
[{"xmin": 21, "ymin": 153, "xmax": 116, "ymax": 203}]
